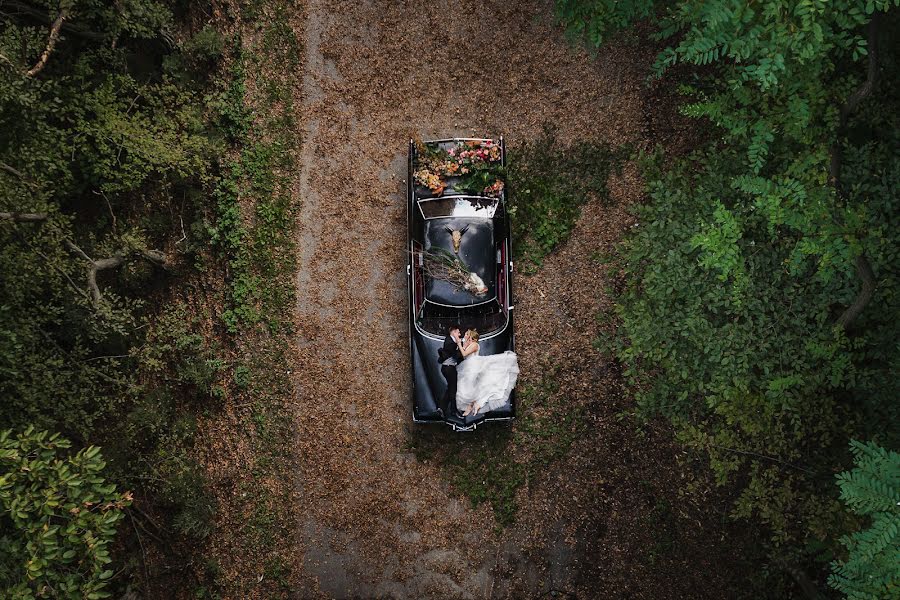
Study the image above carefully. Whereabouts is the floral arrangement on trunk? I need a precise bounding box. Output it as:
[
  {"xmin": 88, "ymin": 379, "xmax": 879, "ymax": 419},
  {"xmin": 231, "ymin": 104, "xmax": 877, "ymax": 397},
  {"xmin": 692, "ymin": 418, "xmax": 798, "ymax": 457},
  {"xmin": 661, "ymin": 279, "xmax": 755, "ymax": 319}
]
[
  {"xmin": 421, "ymin": 248, "xmax": 489, "ymax": 296},
  {"xmin": 414, "ymin": 139, "xmax": 505, "ymax": 197}
]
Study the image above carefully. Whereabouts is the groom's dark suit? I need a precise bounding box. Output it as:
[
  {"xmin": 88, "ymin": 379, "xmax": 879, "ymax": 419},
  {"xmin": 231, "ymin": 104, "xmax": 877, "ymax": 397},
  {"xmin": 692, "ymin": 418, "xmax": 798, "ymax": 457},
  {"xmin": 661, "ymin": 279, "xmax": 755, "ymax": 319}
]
[{"xmin": 438, "ymin": 334, "xmax": 463, "ymax": 417}]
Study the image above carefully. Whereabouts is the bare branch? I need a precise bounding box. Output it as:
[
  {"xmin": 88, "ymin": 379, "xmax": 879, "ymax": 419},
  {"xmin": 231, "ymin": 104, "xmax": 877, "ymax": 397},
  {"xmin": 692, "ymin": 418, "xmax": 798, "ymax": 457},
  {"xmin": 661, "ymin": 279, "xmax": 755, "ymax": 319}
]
[
  {"xmin": 175, "ymin": 215, "xmax": 187, "ymax": 245},
  {"xmin": 33, "ymin": 245, "xmax": 90, "ymax": 300},
  {"xmin": 9, "ymin": 225, "xmax": 90, "ymax": 300},
  {"xmin": 86, "ymin": 255, "xmax": 126, "ymax": 305},
  {"xmin": 62, "ymin": 238, "xmax": 93, "ymax": 263},
  {"xmin": 139, "ymin": 249, "xmax": 168, "ymax": 267},
  {"xmin": 26, "ymin": 9, "xmax": 68, "ymax": 77},
  {"xmin": 35, "ymin": 328, "xmax": 131, "ymax": 387},
  {"xmin": 0, "ymin": 161, "xmax": 38, "ymax": 187},
  {"xmin": 0, "ymin": 211, "xmax": 48, "ymax": 222},
  {"xmin": 63, "ymin": 239, "xmax": 168, "ymax": 306},
  {"xmin": 93, "ymin": 190, "xmax": 117, "ymax": 233},
  {"xmin": 708, "ymin": 443, "xmax": 814, "ymax": 475}
]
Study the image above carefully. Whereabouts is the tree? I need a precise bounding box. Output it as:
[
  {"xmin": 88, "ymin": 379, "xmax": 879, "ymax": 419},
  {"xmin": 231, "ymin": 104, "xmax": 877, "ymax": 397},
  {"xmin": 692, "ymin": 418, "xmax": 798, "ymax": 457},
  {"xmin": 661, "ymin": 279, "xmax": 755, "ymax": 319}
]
[
  {"xmin": 828, "ymin": 441, "xmax": 900, "ymax": 599},
  {"xmin": 0, "ymin": 427, "xmax": 131, "ymax": 599},
  {"xmin": 555, "ymin": 0, "xmax": 900, "ymax": 591},
  {"xmin": 557, "ymin": 0, "xmax": 899, "ymax": 328},
  {"xmin": 0, "ymin": 0, "xmax": 220, "ymax": 439}
]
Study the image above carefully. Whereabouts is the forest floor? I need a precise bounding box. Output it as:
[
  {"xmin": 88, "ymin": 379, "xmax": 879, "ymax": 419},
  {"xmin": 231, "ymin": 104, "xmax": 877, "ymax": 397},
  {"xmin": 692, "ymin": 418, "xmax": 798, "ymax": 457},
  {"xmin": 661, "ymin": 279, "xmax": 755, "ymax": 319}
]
[{"xmin": 211, "ymin": 0, "xmax": 759, "ymax": 598}]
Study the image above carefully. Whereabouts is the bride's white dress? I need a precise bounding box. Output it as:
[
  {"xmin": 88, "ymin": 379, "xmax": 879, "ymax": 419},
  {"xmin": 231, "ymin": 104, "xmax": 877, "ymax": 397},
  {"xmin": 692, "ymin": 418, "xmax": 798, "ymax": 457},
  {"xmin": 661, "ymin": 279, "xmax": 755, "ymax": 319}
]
[{"xmin": 455, "ymin": 349, "xmax": 519, "ymax": 415}]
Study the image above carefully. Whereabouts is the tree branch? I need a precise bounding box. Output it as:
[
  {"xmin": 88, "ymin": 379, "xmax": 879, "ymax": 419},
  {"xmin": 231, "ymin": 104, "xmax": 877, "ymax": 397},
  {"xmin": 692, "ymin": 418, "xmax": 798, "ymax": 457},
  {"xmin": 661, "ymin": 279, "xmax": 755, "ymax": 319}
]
[
  {"xmin": 86, "ymin": 255, "xmax": 127, "ymax": 305},
  {"xmin": 139, "ymin": 249, "xmax": 167, "ymax": 266},
  {"xmin": 62, "ymin": 238, "xmax": 93, "ymax": 263},
  {"xmin": 93, "ymin": 190, "xmax": 117, "ymax": 233},
  {"xmin": 63, "ymin": 239, "xmax": 168, "ymax": 306},
  {"xmin": 26, "ymin": 8, "xmax": 68, "ymax": 77},
  {"xmin": 836, "ymin": 253, "xmax": 877, "ymax": 330},
  {"xmin": 2, "ymin": 2, "xmax": 105, "ymax": 41},
  {"xmin": 0, "ymin": 161, "xmax": 38, "ymax": 187},
  {"xmin": 0, "ymin": 211, "xmax": 48, "ymax": 222},
  {"xmin": 830, "ymin": 16, "xmax": 879, "ymax": 331},
  {"xmin": 6, "ymin": 211, "xmax": 170, "ymax": 306},
  {"xmin": 11, "ymin": 226, "xmax": 90, "ymax": 300},
  {"xmin": 709, "ymin": 443, "xmax": 814, "ymax": 475},
  {"xmin": 63, "ymin": 240, "xmax": 123, "ymax": 306}
]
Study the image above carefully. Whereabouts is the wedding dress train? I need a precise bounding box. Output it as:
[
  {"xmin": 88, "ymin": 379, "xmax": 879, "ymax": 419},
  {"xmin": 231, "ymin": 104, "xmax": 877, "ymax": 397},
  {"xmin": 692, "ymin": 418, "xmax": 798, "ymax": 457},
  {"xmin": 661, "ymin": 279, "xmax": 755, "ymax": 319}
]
[{"xmin": 455, "ymin": 350, "xmax": 519, "ymax": 415}]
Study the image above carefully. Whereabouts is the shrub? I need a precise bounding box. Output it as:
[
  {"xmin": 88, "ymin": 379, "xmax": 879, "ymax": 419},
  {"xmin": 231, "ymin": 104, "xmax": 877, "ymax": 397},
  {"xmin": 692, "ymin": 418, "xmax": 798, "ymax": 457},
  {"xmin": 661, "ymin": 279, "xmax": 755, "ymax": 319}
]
[{"xmin": 0, "ymin": 428, "xmax": 130, "ymax": 599}]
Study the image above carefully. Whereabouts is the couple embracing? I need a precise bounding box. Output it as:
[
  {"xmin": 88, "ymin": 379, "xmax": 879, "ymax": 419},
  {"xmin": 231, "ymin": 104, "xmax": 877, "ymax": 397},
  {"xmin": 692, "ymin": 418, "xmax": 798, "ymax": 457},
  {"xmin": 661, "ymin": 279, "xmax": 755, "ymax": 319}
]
[{"xmin": 439, "ymin": 324, "xmax": 519, "ymax": 419}]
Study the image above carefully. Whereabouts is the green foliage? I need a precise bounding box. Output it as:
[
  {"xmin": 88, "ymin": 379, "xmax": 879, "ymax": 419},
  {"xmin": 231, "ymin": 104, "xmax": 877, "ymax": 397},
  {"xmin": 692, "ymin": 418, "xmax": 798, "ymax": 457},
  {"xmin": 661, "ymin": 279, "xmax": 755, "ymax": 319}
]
[
  {"xmin": 688, "ymin": 200, "xmax": 748, "ymax": 306},
  {"xmin": 0, "ymin": 0, "xmax": 221, "ymax": 440},
  {"xmin": 555, "ymin": 0, "xmax": 656, "ymax": 47},
  {"xmin": 617, "ymin": 150, "xmax": 853, "ymax": 541},
  {"xmin": 2, "ymin": 0, "xmax": 299, "ymax": 595},
  {"xmin": 106, "ymin": 300, "xmax": 223, "ymax": 542},
  {"xmin": 508, "ymin": 128, "xmax": 625, "ymax": 271},
  {"xmin": 828, "ymin": 441, "xmax": 900, "ymax": 600},
  {"xmin": 558, "ymin": 0, "xmax": 900, "ymax": 91},
  {"xmin": 183, "ymin": 26, "xmax": 226, "ymax": 63},
  {"xmin": 0, "ymin": 1, "xmax": 236, "ymax": 594},
  {"xmin": 207, "ymin": 46, "xmax": 296, "ymax": 336},
  {"xmin": 556, "ymin": 0, "xmax": 900, "ymax": 590},
  {"xmin": 0, "ymin": 427, "xmax": 130, "ymax": 599},
  {"xmin": 137, "ymin": 302, "xmax": 226, "ymax": 397},
  {"xmin": 614, "ymin": 140, "xmax": 898, "ymax": 549}
]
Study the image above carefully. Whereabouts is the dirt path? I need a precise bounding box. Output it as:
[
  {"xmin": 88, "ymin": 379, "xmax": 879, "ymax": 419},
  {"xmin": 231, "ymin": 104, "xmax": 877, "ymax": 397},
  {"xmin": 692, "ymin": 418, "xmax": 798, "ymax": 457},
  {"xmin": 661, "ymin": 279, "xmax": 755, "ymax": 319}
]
[{"xmin": 288, "ymin": 2, "xmax": 747, "ymax": 598}]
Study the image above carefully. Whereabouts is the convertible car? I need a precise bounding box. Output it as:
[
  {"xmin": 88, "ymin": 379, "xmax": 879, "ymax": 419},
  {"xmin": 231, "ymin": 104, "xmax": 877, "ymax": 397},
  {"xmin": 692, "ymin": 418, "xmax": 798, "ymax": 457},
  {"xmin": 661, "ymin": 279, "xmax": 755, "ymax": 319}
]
[{"xmin": 406, "ymin": 137, "xmax": 516, "ymax": 431}]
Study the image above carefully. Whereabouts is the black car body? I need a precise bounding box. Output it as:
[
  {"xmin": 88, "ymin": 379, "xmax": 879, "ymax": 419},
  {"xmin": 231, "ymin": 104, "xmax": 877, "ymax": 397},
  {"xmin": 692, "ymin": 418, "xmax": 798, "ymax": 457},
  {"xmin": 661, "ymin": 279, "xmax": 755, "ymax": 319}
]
[{"xmin": 406, "ymin": 137, "xmax": 515, "ymax": 431}]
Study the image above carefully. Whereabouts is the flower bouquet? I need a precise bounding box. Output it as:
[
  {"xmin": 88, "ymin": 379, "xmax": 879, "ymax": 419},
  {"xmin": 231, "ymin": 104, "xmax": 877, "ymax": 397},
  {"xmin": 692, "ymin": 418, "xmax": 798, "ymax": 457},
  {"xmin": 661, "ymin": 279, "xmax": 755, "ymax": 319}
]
[{"xmin": 413, "ymin": 139, "xmax": 505, "ymax": 197}]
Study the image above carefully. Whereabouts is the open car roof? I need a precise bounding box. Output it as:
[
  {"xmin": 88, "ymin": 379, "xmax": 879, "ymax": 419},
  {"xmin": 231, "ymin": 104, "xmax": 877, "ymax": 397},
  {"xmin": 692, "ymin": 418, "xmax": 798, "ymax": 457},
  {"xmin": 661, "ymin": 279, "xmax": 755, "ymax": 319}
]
[{"xmin": 423, "ymin": 217, "xmax": 496, "ymax": 306}]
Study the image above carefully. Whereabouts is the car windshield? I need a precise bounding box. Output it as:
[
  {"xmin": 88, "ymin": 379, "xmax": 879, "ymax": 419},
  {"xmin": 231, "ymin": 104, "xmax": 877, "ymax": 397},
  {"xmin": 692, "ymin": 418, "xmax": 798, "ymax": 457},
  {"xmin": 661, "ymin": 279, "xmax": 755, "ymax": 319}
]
[
  {"xmin": 417, "ymin": 299, "xmax": 506, "ymax": 337},
  {"xmin": 418, "ymin": 196, "xmax": 499, "ymax": 219}
]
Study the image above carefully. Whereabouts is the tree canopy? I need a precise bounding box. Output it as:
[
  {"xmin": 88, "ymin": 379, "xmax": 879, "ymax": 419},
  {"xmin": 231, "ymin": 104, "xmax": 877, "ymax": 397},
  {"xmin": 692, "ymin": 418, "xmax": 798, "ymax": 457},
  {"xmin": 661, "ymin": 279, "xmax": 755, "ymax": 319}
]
[{"xmin": 557, "ymin": 0, "xmax": 900, "ymax": 593}]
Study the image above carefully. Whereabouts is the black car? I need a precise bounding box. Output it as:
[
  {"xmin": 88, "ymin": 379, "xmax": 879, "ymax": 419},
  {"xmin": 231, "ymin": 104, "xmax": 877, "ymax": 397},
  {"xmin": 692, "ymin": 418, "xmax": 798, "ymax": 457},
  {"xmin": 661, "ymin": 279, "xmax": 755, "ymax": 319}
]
[{"xmin": 406, "ymin": 137, "xmax": 515, "ymax": 431}]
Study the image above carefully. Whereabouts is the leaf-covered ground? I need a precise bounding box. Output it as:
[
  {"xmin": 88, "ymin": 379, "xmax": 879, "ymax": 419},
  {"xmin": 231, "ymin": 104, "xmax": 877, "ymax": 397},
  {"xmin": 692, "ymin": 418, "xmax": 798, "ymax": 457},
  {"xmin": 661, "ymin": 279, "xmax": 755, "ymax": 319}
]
[{"xmin": 199, "ymin": 1, "xmax": 761, "ymax": 598}]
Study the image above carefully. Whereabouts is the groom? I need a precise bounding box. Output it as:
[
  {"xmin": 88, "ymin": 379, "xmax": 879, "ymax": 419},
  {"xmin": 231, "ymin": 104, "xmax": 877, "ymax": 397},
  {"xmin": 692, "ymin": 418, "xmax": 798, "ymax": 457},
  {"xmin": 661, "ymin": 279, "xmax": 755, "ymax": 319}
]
[{"xmin": 438, "ymin": 323, "xmax": 463, "ymax": 417}]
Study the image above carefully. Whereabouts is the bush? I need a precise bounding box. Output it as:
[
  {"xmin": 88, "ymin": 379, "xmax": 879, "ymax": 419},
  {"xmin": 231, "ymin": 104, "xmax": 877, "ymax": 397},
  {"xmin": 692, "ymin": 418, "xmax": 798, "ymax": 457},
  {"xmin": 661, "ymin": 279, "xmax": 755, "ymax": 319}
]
[
  {"xmin": 0, "ymin": 427, "xmax": 130, "ymax": 599},
  {"xmin": 556, "ymin": 0, "xmax": 900, "ymax": 589}
]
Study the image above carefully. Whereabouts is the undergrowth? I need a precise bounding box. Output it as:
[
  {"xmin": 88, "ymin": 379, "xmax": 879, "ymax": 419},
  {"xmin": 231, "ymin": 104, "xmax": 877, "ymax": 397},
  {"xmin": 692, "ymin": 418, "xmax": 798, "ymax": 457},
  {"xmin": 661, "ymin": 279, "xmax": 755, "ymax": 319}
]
[
  {"xmin": 197, "ymin": 1, "xmax": 301, "ymax": 595},
  {"xmin": 507, "ymin": 127, "xmax": 627, "ymax": 273}
]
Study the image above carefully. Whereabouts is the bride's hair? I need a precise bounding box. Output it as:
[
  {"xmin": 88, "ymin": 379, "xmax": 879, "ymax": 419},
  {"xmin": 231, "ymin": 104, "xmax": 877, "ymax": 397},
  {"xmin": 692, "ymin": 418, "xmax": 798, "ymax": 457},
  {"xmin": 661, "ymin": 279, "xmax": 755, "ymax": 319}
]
[{"xmin": 466, "ymin": 329, "xmax": 479, "ymax": 343}]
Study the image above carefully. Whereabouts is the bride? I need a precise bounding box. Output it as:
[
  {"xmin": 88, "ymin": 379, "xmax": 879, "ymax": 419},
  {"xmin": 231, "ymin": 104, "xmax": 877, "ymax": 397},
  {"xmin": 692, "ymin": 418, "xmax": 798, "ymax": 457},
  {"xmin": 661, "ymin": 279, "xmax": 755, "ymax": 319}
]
[{"xmin": 453, "ymin": 329, "xmax": 519, "ymax": 417}]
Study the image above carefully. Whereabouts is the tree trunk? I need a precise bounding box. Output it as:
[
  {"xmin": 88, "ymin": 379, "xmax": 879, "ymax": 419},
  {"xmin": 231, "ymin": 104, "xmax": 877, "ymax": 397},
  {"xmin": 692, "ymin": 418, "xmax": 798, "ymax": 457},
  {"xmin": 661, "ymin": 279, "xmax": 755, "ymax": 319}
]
[
  {"xmin": 831, "ymin": 16, "xmax": 879, "ymax": 331},
  {"xmin": 836, "ymin": 254, "xmax": 877, "ymax": 330}
]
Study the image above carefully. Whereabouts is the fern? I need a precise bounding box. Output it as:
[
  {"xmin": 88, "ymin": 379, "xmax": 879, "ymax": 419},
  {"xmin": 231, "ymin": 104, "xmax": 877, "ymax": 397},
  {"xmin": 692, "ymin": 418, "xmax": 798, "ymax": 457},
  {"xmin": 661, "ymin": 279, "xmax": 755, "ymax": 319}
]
[{"xmin": 828, "ymin": 441, "xmax": 900, "ymax": 600}]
